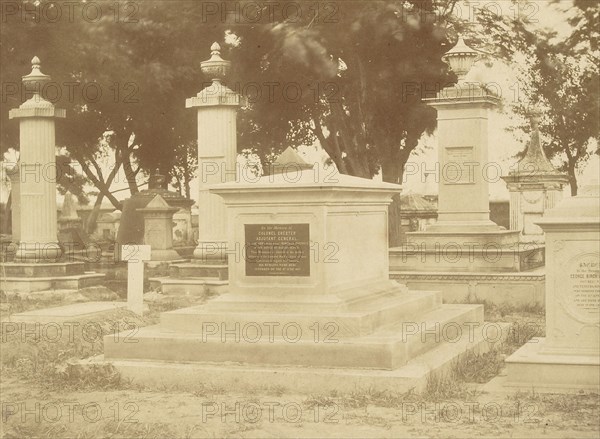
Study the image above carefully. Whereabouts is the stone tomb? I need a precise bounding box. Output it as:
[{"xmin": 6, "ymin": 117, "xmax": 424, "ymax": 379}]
[
  {"xmin": 99, "ymin": 169, "xmax": 505, "ymax": 393},
  {"xmin": 504, "ymin": 183, "xmax": 599, "ymax": 391},
  {"xmin": 389, "ymin": 38, "xmax": 545, "ymax": 306}
]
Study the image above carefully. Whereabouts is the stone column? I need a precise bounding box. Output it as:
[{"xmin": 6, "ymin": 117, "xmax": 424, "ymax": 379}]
[
  {"xmin": 502, "ymin": 112, "xmax": 569, "ymax": 242},
  {"xmin": 424, "ymin": 38, "xmax": 501, "ymax": 233},
  {"xmin": 138, "ymin": 194, "xmax": 180, "ymax": 261},
  {"xmin": 9, "ymin": 57, "xmax": 65, "ymax": 262},
  {"xmin": 7, "ymin": 164, "xmax": 21, "ymax": 242},
  {"xmin": 186, "ymin": 42, "xmax": 242, "ymax": 261}
]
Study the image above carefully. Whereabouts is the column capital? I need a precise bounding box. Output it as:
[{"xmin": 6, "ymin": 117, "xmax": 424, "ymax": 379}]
[
  {"xmin": 423, "ymin": 83, "xmax": 500, "ymax": 109},
  {"xmin": 10, "ymin": 56, "xmax": 65, "ymax": 117},
  {"xmin": 9, "ymin": 106, "xmax": 66, "ymax": 119}
]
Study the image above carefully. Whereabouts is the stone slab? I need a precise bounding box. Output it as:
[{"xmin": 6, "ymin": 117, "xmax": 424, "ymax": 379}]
[
  {"xmin": 159, "ymin": 290, "xmax": 443, "ymax": 338},
  {"xmin": 503, "ymin": 337, "xmax": 600, "ymax": 392},
  {"xmin": 168, "ymin": 263, "xmax": 229, "ymax": 280},
  {"xmin": 1, "ymin": 261, "xmax": 86, "ymax": 277},
  {"xmin": 390, "ymin": 244, "xmax": 545, "ymax": 273},
  {"xmin": 484, "ymin": 375, "xmax": 599, "ymax": 395},
  {"xmin": 105, "ymin": 304, "xmax": 484, "ymax": 369},
  {"xmin": 9, "ymin": 301, "xmax": 128, "ymax": 323},
  {"xmin": 148, "ymin": 277, "xmax": 228, "ymax": 296},
  {"xmin": 91, "ymin": 322, "xmax": 509, "ymax": 394},
  {"xmin": 390, "ymin": 270, "xmax": 545, "ymax": 306},
  {"xmin": 1, "ymin": 273, "xmax": 106, "ymax": 293}
]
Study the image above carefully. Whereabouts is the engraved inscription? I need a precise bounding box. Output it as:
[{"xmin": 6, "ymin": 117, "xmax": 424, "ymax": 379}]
[
  {"xmin": 245, "ymin": 224, "xmax": 310, "ymax": 277},
  {"xmin": 566, "ymin": 253, "xmax": 600, "ymax": 323}
]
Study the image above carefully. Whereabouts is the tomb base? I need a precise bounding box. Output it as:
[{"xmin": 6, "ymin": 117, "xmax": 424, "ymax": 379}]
[
  {"xmin": 89, "ymin": 324, "xmax": 505, "ymax": 394},
  {"xmin": 0, "ymin": 261, "xmax": 105, "ymax": 293},
  {"xmin": 97, "ymin": 282, "xmax": 508, "ymax": 392},
  {"xmin": 504, "ymin": 338, "xmax": 600, "ymax": 391},
  {"xmin": 390, "ymin": 269, "xmax": 545, "ymax": 307},
  {"xmin": 390, "ymin": 241, "xmax": 545, "ymax": 273},
  {"xmin": 149, "ymin": 261, "xmax": 229, "ymax": 296}
]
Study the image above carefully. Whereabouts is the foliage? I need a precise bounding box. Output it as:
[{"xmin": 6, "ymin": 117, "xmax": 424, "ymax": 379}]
[{"xmin": 474, "ymin": 0, "xmax": 600, "ymax": 194}]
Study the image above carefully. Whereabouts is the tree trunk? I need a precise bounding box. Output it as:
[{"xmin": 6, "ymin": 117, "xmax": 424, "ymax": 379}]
[
  {"xmin": 567, "ymin": 158, "xmax": 578, "ymax": 196},
  {"xmin": 121, "ymin": 147, "xmax": 139, "ymax": 195},
  {"xmin": 381, "ymin": 158, "xmax": 404, "ymax": 247},
  {"xmin": 85, "ymin": 193, "xmax": 105, "ymax": 234}
]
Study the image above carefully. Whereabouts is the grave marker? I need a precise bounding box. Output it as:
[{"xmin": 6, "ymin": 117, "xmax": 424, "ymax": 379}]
[{"xmin": 122, "ymin": 244, "xmax": 151, "ymax": 315}]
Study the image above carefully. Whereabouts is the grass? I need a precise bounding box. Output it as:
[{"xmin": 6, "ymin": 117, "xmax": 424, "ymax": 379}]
[{"xmin": 1, "ymin": 306, "xmax": 145, "ymax": 391}]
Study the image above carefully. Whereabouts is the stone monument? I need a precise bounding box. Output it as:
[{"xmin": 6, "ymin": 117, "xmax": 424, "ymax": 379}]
[
  {"xmin": 502, "ymin": 112, "xmax": 569, "ymax": 243},
  {"xmin": 1, "ymin": 57, "xmax": 105, "ymax": 292},
  {"xmin": 115, "ymin": 171, "xmax": 193, "ymax": 253},
  {"xmin": 99, "ymin": 165, "xmax": 505, "ymax": 393},
  {"xmin": 186, "ymin": 42, "xmax": 242, "ymax": 261},
  {"xmin": 146, "ymin": 43, "xmax": 243, "ymax": 293},
  {"xmin": 138, "ymin": 194, "xmax": 180, "ymax": 261},
  {"xmin": 390, "ymin": 38, "xmax": 545, "ymax": 305},
  {"xmin": 504, "ymin": 173, "xmax": 599, "ymax": 391},
  {"xmin": 8, "ymin": 56, "xmax": 64, "ymax": 262}
]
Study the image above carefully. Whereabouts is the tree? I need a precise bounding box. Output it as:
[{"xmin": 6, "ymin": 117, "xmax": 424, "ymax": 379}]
[
  {"xmin": 475, "ymin": 0, "xmax": 599, "ymax": 195},
  {"xmin": 223, "ymin": 0, "xmax": 460, "ymax": 244},
  {"xmin": 227, "ymin": 1, "xmax": 459, "ymax": 183},
  {"xmin": 2, "ymin": 1, "xmax": 463, "ymax": 244},
  {"xmin": 170, "ymin": 141, "xmax": 198, "ymax": 199},
  {"xmin": 0, "ymin": 0, "xmax": 215, "ymax": 210}
]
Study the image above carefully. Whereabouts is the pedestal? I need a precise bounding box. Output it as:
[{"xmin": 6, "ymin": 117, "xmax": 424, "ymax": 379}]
[
  {"xmin": 505, "ymin": 185, "xmax": 600, "ymax": 391},
  {"xmin": 394, "ymin": 86, "xmax": 540, "ymax": 275}
]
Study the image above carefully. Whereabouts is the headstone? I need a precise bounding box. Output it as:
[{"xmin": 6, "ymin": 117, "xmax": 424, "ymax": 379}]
[
  {"xmin": 137, "ymin": 194, "xmax": 180, "ymax": 261},
  {"xmin": 505, "ymin": 168, "xmax": 600, "ymax": 390},
  {"xmin": 122, "ymin": 244, "xmax": 151, "ymax": 315}
]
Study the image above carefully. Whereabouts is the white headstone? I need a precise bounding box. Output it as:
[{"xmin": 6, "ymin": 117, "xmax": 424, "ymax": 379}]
[{"xmin": 122, "ymin": 244, "xmax": 151, "ymax": 315}]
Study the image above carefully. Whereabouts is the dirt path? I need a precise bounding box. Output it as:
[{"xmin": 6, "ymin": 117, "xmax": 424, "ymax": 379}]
[{"xmin": 2, "ymin": 376, "xmax": 598, "ymax": 438}]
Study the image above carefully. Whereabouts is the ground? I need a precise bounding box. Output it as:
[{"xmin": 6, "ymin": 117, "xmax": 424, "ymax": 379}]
[{"xmin": 1, "ymin": 288, "xmax": 598, "ymax": 439}]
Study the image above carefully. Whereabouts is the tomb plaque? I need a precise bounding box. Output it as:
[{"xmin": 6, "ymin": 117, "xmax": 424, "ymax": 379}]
[
  {"xmin": 245, "ymin": 224, "xmax": 310, "ymax": 277},
  {"xmin": 444, "ymin": 146, "xmax": 475, "ymax": 185},
  {"xmin": 566, "ymin": 253, "xmax": 600, "ymax": 323}
]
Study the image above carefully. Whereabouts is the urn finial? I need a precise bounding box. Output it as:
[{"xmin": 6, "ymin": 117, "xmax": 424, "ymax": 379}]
[
  {"xmin": 22, "ymin": 55, "xmax": 51, "ymax": 89},
  {"xmin": 201, "ymin": 42, "xmax": 231, "ymax": 84},
  {"xmin": 442, "ymin": 36, "xmax": 479, "ymax": 81}
]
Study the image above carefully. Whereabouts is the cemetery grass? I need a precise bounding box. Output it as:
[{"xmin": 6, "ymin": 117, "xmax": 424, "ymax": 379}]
[{"xmin": 1, "ymin": 293, "xmax": 598, "ymax": 438}]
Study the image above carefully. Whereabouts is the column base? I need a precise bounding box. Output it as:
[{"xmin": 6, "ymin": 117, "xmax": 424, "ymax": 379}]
[
  {"xmin": 149, "ymin": 248, "xmax": 183, "ymax": 262},
  {"xmin": 15, "ymin": 241, "xmax": 62, "ymax": 262},
  {"xmin": 193, "ymin": 241, "xmax": 228, "ymax": 263}
]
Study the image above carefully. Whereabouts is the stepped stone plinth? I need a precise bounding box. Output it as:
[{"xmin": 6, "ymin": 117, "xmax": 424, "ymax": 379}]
[{"xmin": 98, "ymin": 163, "xmax": 503, "ymax": 393}]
